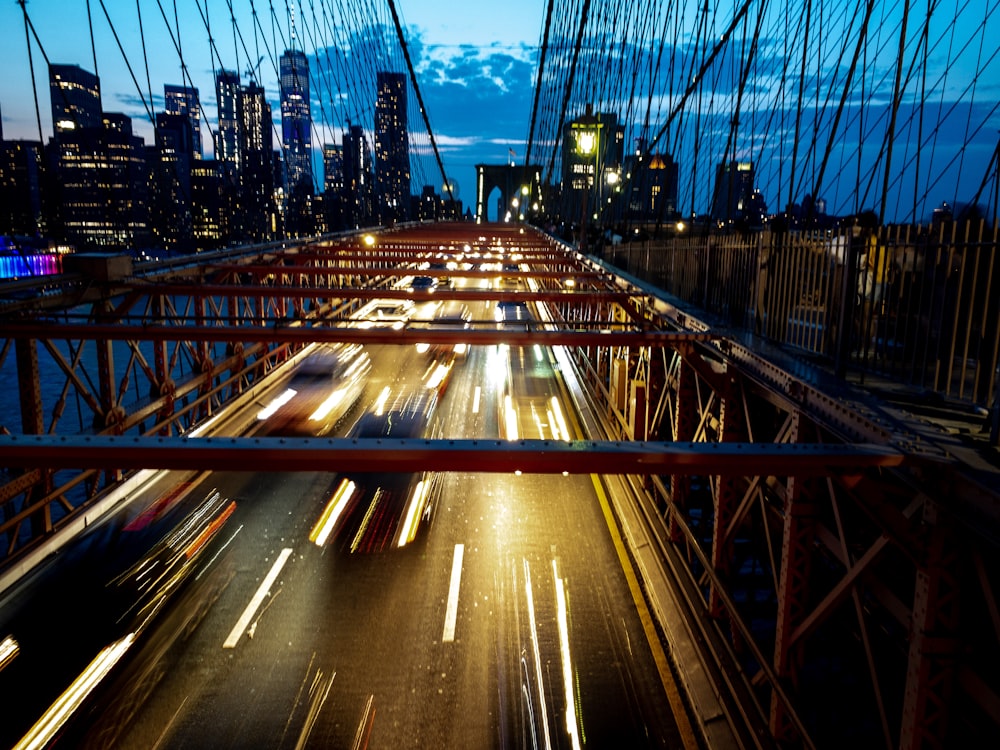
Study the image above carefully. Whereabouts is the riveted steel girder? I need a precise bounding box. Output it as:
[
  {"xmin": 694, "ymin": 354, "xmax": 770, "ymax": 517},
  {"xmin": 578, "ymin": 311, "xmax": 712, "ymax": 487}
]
[{"xmin": 0, "ymin": 434, "xmax": 907, "ymax": 475}]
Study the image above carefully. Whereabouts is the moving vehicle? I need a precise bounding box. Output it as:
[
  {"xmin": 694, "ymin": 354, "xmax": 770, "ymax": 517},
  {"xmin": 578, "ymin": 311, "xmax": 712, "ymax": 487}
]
[
  {"xmin": 351, "ymin": 299, "xmax": 414, "ymax": 329},
  {"xmin": 495, "ymin": 300, "xmax": 531, "ymax": 327},
  {"xmin": 8, "ymin": 485, "xmax": 238, "ymax": 749},
  {"xmin": 415, "ymin": 300, "xmax": 472, "ymax": 359},
  {"xmin": 309, "ymin": 391, "xmax": 442, "ymax": 554},
  {"xmin": 257, "ymin": 345, "xmax": 371, "ymax": 436}
]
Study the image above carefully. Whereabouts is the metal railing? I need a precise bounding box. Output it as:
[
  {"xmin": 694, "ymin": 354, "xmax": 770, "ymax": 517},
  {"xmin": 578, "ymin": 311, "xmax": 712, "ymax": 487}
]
[{"xmin": 597, "ymin": 221, "xmax": 1000, "ymax": 438}]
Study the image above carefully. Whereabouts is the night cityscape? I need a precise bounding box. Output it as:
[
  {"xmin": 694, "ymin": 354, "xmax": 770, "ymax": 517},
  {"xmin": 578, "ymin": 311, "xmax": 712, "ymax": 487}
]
[{"xmin": 1, "ymin": 2, "xmax": 999, "ymax": 750}]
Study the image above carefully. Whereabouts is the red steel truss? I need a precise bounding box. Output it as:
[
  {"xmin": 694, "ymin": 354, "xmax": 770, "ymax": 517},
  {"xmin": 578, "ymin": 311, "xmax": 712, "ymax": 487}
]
[{"xmin": 1, "ymin": 221, "xmax": 997, "ymax": 748}]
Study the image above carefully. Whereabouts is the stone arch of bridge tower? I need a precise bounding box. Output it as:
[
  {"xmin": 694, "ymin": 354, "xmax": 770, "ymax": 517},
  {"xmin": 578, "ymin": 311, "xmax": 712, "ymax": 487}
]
[{"xmin": 475, "ymin": 164, "xmax": 542, "ymax": 222}]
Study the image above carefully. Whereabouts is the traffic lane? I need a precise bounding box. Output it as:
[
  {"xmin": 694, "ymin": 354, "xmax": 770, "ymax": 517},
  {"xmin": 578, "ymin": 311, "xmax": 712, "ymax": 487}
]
[
  {"xmin": 111, "ymin": 485, "xmax": 474, "ymax": 748},
  {"xmin": 3, "ymin": 332, "xmax": 453, "ymax": 748},
  {"xmin": 0, "ymin": 473, "xmax": 242, "ymax": 748},
  {"xmin": 424, "ymin": 341, "xmax": 681, "ymax": 745},
  {"xmin": 448, "ymin": 469, "xmax": 683, "ymax": 748},
  {"xmin": 112, "ymin": 340, "xmax": 496, "ymax": 748},
  {"xmin": 109, "ymin": 338, "xmax": 454, "ymax": 747}
]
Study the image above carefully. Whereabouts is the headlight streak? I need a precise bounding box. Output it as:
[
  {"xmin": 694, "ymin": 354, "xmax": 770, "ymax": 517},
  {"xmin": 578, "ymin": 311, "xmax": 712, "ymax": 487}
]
[
  {"xmin": 308, "ymin": 387, "xmax": 345, "ymax": 422},
  {"xmin": 533, "ymin": 344, "xmax": 544, "ymax": 362},
  {"xmin": 196, "ymin": 523, "xmax": 243, "ymax": 581},
  {"xmin": 489, "ymin": 343, "xmax": 510, "ymax": 389},
  {"xmin": 309, "ymin": 480, "xmax": 356, "ymax": 546},
  {"xmin": 294, "ymin": 666, "xmax": 336, "ymax": 750},
  {"xmin": 15, "ymin": 633, "xmax": 136, "ymax": 750},
  {"xmin": 373, "ymin": 386, "xmax": 391, "ymax": 415},
  {"xmin": 396, "ymin": 479, "xmax": 428, "ymax": 547},
  {"xmin": 549, "ymin": 397, "xmax": 571, "ymax": 441},
  {"xmin": 523, "ymin": 559, "xmax": 553, "ymax": 750},
  {"xmin": 472, "ymin": 386, "xmax": 482, "ymax": 414},
  {"xmin": 0, "ymin": 635, "xmax": 19, "ymax": 672},
  {"xmin": 256, "ymin": 388, "xmax": 297, "ymax": 420},
  {"xmin": 553, "ymin": 559, "xmax": 582, "ymax": 750},
  {"xmin": 503, "ymin": 395, "xmax": 519, "ymax": 440},
  {"xmin": 425, "ymin": 362, "xmax": 451, "ymax": 390},
  {"xmin": 532, "ymin": 403, "xmax": 547, "ymax": 439},
  {"xmin": 183, "ymin": 500, "xmax": 237, "ymax": 559}
]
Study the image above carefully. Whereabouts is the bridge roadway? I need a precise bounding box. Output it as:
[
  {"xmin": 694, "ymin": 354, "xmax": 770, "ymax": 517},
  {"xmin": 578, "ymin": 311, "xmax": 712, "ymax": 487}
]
[
  {"xmin": 0, "ymin": 293, "xmax": 698, "ymax": 748},
  {"xmin": 3, "ymin": 222, "xmax": 999, "ymax": 749}
]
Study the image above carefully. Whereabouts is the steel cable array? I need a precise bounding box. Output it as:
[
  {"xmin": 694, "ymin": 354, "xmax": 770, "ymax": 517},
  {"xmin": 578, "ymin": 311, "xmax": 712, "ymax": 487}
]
[{"xmin": 523, "ymin": 0, "xmax": 1000, "ymax": 229}]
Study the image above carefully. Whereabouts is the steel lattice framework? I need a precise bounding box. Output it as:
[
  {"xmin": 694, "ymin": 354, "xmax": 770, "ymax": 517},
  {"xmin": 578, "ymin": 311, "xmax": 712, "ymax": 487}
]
[{"xmin": 1, "ymin": 222, "xmax": 998, "ymax": 749}]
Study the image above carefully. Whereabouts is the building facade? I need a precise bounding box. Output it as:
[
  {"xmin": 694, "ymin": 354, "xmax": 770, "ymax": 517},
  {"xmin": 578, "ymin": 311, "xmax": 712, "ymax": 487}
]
[
  {"xmin": 164, "ymin": 84, "xmax": 202, "ymax": 159},
  {"xmin": 49, "ymin": 64, "xmax": 102, "ymax": 136},
  {"xmin": 374, "ymin": 71, "xmax": 410, "ymax": 224},
  {"xmin": 0, "ymin": 140, "xmax": 45, "ymax": 237},
  {"xmin": 237, "ymin": 81, "xmax": 275, "ymax": 242},
  {"xmin": 215, "ymin": 70, "xmax": 242, "ymax": 174},
  {"xmin": 342, "ymin": 124, "xmax": 372, "ymax": 228},
  {"xmin": 279, "ymin": 51, "xmax": 312, "ymax": 194},
  {"xmin": 711, "ymin": 160, "xmax": 756, "ymax": 224}
]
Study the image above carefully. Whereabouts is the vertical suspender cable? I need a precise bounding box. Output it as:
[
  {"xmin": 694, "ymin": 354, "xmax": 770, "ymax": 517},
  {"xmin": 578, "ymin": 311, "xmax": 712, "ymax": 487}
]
[{"xmin": 385, "ymin": 0, "xmax": 453, "ymax": 203}]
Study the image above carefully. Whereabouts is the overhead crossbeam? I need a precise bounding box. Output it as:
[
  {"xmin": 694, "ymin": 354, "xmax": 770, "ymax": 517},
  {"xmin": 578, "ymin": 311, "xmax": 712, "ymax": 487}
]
[
  {"xmin": 0, "ymin": 322, "xmax": 717, "ymax": 348},
  {"xmin": 0, "ymin": 435, "xmax": 911, "ymax": 475}
]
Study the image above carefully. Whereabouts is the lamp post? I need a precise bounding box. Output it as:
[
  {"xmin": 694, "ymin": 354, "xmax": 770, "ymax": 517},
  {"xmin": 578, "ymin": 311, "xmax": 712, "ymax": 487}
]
[{"xmin": 571, "ymin": 106, "xmax": 601, "ymax": 252}]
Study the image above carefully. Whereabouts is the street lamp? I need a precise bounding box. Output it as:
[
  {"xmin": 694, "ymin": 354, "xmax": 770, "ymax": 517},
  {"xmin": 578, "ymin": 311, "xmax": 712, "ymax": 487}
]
[{"xmin": 571, "ymin": 106, "xmax": 602, "ymax": 251}]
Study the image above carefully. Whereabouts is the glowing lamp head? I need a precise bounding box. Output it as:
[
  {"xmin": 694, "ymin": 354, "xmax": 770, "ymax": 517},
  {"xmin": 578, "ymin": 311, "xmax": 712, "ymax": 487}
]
[{"xmin": 576, "ymin": 131, "xmax": 597, "ymax": 155}]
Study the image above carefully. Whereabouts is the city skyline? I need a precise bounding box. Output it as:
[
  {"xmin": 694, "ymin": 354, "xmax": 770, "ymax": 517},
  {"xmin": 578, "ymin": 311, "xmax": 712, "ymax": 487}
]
[
  {"xmin": 0, "ymin": 1, "xmax": 544, "ymax": 205},
  {"xmin": 1, "ymin": 2, "xmax": 997, "ymax": 225}
]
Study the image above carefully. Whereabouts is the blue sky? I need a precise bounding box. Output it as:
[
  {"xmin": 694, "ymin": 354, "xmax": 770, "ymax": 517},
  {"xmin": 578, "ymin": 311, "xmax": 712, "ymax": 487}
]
[
  {"xmin": 1, "ymin": 2, "xmax": 997, "ymax": 222},
  {"xmin": 0, "ymin": 0, "xmax": 543, "ymax": 206}
]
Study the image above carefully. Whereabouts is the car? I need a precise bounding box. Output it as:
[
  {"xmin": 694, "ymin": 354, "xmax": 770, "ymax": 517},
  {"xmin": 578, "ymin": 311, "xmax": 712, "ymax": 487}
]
[
  {"xmin": 428, "ymin": 262, "xmax": 452, "ymax": 288},
  {"xmin": 309, "ymin": 391, "xmax": 442, "ymax": 554},
  {"xmin": 352, "ymin": 299, "xmax": 414, "ymax": 329},
  {"xmin": 495, "ymin": 300, "xmax": 531, "ymax": 327},
  {"xmin": 410, "ymin": 275, "xmax": 437, "ymax": 292},
  {"xmin": 415, "ymin": 301, "xmax": 472, "ymax": 359},
  {"xmin": 257, "ymin": 345, "xmax": 371, "ymax": 435}
]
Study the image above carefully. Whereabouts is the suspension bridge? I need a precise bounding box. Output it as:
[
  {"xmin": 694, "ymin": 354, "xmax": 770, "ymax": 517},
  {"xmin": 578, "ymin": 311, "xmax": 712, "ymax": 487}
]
[{"xmin": 0, "ymin": 2, "xmax": 998, "ymax": 749}]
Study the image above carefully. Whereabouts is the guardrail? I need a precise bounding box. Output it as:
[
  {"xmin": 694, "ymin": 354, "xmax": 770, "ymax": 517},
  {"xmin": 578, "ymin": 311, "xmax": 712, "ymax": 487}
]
[{"xmin": 597, "ymin": 221, "xmax": 1000, "ymax": 440}]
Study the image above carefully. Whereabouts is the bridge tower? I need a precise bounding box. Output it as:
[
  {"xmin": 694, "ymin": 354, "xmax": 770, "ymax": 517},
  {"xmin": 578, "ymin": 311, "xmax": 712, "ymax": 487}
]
[{"xmin": 475, "ymin": 163, "xmax": 542, "ymax": 222}]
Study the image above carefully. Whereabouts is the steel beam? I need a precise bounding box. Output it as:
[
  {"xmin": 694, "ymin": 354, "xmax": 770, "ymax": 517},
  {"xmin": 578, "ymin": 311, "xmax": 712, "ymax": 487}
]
[
  {"xmin": 0, "ymin": 434, "xmax": 909, "ymax": 475},
  {"xmin": 1, "ymin": 322, "xmax": 716, "ymax": 348}
]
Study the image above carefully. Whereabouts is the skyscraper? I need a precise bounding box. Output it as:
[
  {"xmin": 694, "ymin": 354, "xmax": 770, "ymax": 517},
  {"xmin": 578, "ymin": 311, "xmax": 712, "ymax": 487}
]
[
  {"xmin": 0, "ymin": 140, "xmax": 44, "ymax": 237},
  {"xmin": 239, "ymin": 80, "xmax": 275, "ymax": 242},
  {"xmin": 374, "ymin": 71, "xmax": 409, "ymax": 224},
  {"xmin": 51, "ymin": 111, "xmax": 150, "ymax": 251},
  {"xmin": 323, "ymin": 143, "xmax": 344, "ymax": 195},
  {"xmin": 342, "ymin": 124, "xmax": 372, "ymax": 228},
  {"xmin": 164, "ymin": 84, "xmax": 202, "ymax": 158},
  {"xmin": 152, "ymin": 111, "xmax": 195, "ymax": 251},
  {"xmin": 279, "ymin": 49, "xmax": 312, "ymax": 197},
  {"xmin": 49, "ymin": 64, "xmax": 102, "ymax": 135},
  {"xmin": 711, "ymin": 160, "xmax": 755, "ymax": 223},
  {"xmin": 215, "ymin": 70, "xmax": 242, "ymax": 173}
]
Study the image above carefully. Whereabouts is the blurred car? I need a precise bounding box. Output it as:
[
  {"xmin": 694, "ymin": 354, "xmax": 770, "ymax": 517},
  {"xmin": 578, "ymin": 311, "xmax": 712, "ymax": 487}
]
[
  {"xmin": 410, "ymin": 275, "xmax": 437, "ymax": 292},
  {"xmin": 257, "ymin": 345, "xmax": 371, "ymax": 435},
  {"xmin": 353, "ymin": 299, "xmax": 414, "ymax": 329},
  {"xmin": 309, "ymin": 391, "xmax": 442, "ymax": 554},
  {"xmin": 415, "ymin": 301, "xmax": 472, "ymax": 359},
  {"xmin": 428, "ymin": 262, "xmax": 452, "ymax": 288},
  {"xmin": 495, "ymin": 300, "xmax": 531, "ymax": 327}
]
